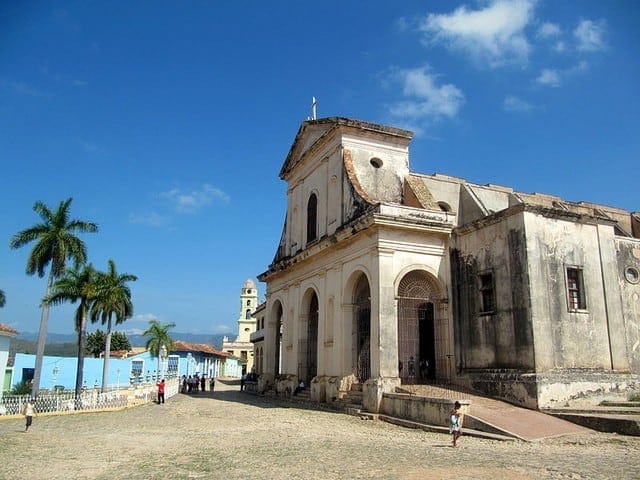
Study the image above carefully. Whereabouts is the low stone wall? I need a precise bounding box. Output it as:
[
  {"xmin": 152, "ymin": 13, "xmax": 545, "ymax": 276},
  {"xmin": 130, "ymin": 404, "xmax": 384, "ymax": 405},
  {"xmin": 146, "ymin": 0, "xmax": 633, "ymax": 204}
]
[
  {"xmin": 462, "ymin": 369, "xmax": 640, "ymax": 409},
  {"xmin": 381, "ymin": 392, "xmax": 470, "ymax": 427}
]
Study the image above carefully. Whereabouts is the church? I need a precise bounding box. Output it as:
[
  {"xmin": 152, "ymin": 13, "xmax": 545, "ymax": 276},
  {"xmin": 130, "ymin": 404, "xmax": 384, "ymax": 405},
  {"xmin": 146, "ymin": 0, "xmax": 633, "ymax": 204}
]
[
  {"xmin": 222, "ymin": 279, "xmax": 259, "ymax": 375},
  {"xmin": 257, "ymin": 117, "xmax": 640, "ymax": 411}
]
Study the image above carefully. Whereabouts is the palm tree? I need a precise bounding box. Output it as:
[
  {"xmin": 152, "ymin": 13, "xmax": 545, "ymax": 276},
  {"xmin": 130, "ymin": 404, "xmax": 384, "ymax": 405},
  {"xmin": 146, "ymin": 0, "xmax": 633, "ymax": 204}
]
[
  {"xmin": 10, "ymin": 198, "xmax": 98, "ymax": 397},
  {"xmin": 44, "ymin": 264, "xmax": 99, "ymax": 399},
  {"xmin": 143, "ymin": 319, "xmax": 175, "ymax": 381},
  {"xmin": 90, "ymin": 259, "xmax": 137, "ymax": 392}
]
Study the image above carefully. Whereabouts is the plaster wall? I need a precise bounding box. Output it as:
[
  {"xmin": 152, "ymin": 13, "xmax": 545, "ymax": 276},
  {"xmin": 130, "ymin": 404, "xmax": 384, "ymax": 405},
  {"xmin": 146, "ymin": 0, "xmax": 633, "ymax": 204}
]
[
  {"xmin": 0, "ymin": 336, "xmax": 11, "ymax": 396},
  {"xmin": 420, "ymin": 175, "xmax": 463, "ymax": 217},
  {"xmin": 342, "ymin": 134, "xmax": 409, "ymax": 205},
  {"xmin": 452, "ymin": 211, "xmax": 535, "ymax": 370},
  {"xmin": 616, "ymin": 238, "xmax": 640, "ymax": 372},
  {"xmin": 525, "ymin": 212, "xmax": 617, "ymax": 371}
]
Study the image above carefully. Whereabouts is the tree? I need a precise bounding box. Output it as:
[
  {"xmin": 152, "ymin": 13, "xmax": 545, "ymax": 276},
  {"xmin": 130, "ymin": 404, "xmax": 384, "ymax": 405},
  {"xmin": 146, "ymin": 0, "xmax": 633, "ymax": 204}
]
[
  {"xmin": 86, "ymin": 330, "xmax": 132, "ymax": 358},
  {"xmin": 0, "ymin": 289, "xmax": 5, "ymax": 307},
  {"xmin": 86, "ymin": 329, "xmax": 107, "ymax": 358},
  {"xmin": 143, "ymin": 319, "xmax": 175, "ymax": 381},
  {"xmin": 110, "ymin": 331, "xmax": 131, "ymax": 352},
  {"xmin": 10, "ymin": 198, "xmax": 98, "ymax": 397},
  {"xmin": 90, "ymin": 260, "xmax": 137, "ymax": 392},
  {"xmin": 44, "ymin": 264, "xmax": 99, "ymax": 399}
]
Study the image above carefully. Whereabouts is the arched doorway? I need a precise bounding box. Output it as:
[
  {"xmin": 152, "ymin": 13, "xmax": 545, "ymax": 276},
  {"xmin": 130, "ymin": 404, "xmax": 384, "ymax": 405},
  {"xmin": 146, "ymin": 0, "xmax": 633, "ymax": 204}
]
[
  {"xmin": 299, "ymin": 289, "xmax": 318, "ymax": 384},
  {"xmin": 397, "ymin": 270, "xmax": 442, "ymax": 384},
  {"xmin": 353, "ymin": 275, "xmax": 371, "ymax": 382},
  {"xmin": 273, "ymin": 302, "xmax": 283, "ymax": 377}
]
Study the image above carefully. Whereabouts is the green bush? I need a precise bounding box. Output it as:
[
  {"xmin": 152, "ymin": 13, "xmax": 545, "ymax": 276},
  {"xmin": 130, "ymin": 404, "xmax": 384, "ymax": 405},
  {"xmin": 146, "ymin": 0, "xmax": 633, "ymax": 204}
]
[
  {"xmin": 628, "ymin": 392, "xmax": 640, "ymax": 402},
  {"xmin": 10, "ymin": 380, "xmax": 32, "ymax": 395}
]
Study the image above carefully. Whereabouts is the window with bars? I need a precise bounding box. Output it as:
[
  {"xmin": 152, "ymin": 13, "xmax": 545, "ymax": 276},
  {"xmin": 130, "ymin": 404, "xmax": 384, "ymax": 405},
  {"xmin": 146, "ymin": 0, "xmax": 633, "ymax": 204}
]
[
  {"xmin": 131, "ymin": 359, "xmax": 144, "ymax": 379},
  {"xmin": 167, "ymin": 355, "xmax": 179, "ymax": 375},
  {"xmin": 478, "ymin": 272, "xmax": 495, "ymax": 314},
  {"xmin": 566, "ymin": 267, "xmax": 586, "ymax": 310}
]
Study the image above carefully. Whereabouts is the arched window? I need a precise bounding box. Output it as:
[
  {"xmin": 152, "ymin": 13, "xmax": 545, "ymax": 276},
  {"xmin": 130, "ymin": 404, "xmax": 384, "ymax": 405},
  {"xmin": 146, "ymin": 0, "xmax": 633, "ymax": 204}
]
[
  {"xmin": 307, "ymin": 193, "xmax": 317, "ymax": 243},
  {"xmin": 245, "ymin": 309, "xmax": 251, "ymax": 319}
]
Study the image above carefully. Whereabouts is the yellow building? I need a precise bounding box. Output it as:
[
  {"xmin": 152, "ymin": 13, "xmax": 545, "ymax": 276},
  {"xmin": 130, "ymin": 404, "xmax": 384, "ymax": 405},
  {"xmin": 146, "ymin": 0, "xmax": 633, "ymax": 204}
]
[{"xmin": 222, "ymin": 279, "xmax": 259, "ymax": 375}]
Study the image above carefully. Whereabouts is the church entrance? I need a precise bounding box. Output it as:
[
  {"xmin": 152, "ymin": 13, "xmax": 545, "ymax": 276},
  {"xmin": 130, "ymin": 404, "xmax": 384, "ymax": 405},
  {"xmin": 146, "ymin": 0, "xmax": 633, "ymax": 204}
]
[
  {"xmin": 353, "ymin": 275, "xmax": 371, "ymax": 383},
  {"xmin": 298, "ymin": 290, "xmax": 318, "ymax": 384},
  {"xmin": 307, "ymin": 294, "xmax": 318, "ymax": 382},
  {"xmin": 273, "ymin": 302, "xmax": 283, "ymax": 377},
  {"xmin": 397, "ymin": 271, "xmax": 443, "ymax": 384}
]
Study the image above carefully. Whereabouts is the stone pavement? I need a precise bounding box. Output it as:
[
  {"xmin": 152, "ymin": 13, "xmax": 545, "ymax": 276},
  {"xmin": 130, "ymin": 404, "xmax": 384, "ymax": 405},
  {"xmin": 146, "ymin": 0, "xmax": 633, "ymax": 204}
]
[{"xmin": 0, "ymin": 380, "xmax": 639, "ymax": 480}]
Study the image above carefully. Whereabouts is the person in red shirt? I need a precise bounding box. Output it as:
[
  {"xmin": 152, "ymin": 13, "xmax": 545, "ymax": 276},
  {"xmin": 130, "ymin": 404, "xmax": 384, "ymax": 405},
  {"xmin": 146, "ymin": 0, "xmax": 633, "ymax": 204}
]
[{"xmin": 157, "ymin": 379, "xmax": 165, "ymax": 404}]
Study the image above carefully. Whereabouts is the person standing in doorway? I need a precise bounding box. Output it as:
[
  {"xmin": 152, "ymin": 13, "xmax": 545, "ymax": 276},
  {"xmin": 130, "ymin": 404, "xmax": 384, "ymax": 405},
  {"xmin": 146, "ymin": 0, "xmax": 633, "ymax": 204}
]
[
  {"xmin": 23, "ymin": 400, "xmax": 36, "ymax": 431},
  {"xmin": 449, "ymin": 401, "xmax": 463, "ymax": 447},
  {"xmin": 157, "ymin": 379, "xmax": 165, "ymax": 404}
]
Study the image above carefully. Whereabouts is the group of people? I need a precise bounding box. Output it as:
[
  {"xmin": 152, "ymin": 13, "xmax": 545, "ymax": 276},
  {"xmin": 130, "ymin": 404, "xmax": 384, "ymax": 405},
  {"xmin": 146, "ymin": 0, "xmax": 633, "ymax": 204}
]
[{"xmin": 180, "ymin": 374, "xmax": 214, "ymax": 394}]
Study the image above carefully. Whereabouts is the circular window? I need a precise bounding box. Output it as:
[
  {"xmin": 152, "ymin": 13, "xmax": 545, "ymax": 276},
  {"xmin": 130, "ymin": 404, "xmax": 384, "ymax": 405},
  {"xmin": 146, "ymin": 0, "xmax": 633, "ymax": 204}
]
[
  {"xmin": 438, "ymin": 201, "xmax": 452, "ymax": 212},
  {"xmin": 625, "ymin": 266, "xmax": 640, "ymax": 284},
  {"xmin": 370, "ymin": 157, "xmax": 383, "ymax": 168}
]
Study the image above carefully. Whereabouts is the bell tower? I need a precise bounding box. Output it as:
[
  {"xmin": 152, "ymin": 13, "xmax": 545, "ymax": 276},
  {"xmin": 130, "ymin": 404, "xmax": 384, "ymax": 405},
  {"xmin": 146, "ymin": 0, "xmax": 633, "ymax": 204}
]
[{"xmin": 237, "ymin": 278, "xmax": 258, "ymax": 342}]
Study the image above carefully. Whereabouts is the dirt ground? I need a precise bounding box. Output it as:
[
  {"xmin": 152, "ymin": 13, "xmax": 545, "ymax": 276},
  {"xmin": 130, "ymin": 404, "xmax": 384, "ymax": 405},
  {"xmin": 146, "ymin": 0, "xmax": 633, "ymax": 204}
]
[{"xmin": 0, "ymin": 380, "xmax": 639, "ymax": 480}]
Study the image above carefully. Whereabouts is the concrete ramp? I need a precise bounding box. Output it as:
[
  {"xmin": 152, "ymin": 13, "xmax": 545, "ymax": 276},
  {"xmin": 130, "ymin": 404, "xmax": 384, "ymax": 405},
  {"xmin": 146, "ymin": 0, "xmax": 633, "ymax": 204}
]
[{"xmin": 401, "ymin": 385, "xmax": 592, "ymax": 441}]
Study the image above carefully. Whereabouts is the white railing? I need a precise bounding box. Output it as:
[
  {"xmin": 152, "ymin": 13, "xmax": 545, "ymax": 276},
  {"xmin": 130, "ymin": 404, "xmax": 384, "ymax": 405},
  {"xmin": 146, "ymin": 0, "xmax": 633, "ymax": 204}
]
[{"xmin": 0, "ymin": 379, "xmax": 179, "ymax": 417}]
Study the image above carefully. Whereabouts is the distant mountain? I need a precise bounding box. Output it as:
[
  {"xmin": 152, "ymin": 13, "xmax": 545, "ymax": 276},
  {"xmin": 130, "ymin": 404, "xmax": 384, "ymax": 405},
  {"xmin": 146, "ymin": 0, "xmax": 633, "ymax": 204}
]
[{"xmin": 16, "ymin": 332, "xmax": 233, "ymax": 350}]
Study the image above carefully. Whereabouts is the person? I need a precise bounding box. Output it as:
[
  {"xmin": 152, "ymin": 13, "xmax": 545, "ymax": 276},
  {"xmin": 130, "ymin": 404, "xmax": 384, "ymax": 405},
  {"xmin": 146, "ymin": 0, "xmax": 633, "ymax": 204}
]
[
  {"xmin": 293, "ymin": 380, "xmax": 305, "ymax": 396},
  {"xmin": 209, "ymin": 376, "xmax": 215, "ymax": 392},
  {"xmin": 157, "ymin": 379, "xmax": 165, "ymax": 404},
  {"xmin": 240, "ymin": 374, "xmax": 246, "ymax": 391},
  {"xmin": 201, "ymin": 374, "xmax": 206, "ymax": 392},
  {"xmin": 449, "ymin": 401, "xmax": 463, "ymax": 447},
  {"xmin": 181, "ymin": 375, "xmax": 187, "ymax": 394},
  {"xmin": 23, "ymin": 400, "xmax": 36, "ymax": 431}
]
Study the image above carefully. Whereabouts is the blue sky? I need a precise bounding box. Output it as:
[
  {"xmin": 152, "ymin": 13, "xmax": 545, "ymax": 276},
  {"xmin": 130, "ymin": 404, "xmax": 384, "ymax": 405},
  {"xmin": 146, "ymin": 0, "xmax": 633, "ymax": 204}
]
[{"xmin": 1, "ymin": 1, "xmax": 637, "ymax": 336}]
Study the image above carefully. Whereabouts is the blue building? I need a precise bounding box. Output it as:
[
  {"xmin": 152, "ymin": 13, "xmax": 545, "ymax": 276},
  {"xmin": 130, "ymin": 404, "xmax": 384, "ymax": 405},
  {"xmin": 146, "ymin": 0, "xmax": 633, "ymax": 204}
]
[{"xmin": 9, "ymin": 342, "xmax": 241, "ymax": 391}]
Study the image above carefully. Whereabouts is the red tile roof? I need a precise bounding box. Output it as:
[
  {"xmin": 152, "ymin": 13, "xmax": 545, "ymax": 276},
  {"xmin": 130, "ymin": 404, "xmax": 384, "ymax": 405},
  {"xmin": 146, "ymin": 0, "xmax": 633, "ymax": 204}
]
[
  {"xmin": 173, "ymin": 340, "xmax": 226, "ymax": 356},
  {"xmin": 0, "ymin": 323, "xmax": 18, "ymax": 336}
]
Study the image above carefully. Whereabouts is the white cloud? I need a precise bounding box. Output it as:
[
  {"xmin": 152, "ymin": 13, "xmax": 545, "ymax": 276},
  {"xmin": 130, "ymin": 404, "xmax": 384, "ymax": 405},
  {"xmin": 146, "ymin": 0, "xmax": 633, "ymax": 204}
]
[
  {"xmin": 418, "ymin": 0, "xmax": 536, "ymax": 67},
  {"xmin": 161, "ymin": 183, "xmax": 230, "ymax": 214},
  {"xmin": 502, "ymin": 95, "xmax": 535, "ymax": 113},
  {"xmin": 388, "ymin": 66, "xmax": 465, "ymax": 124},
  {"xmin": 574, "ymin": 19, "xmax": 607, "ymax": 52},
  {"xmin": 536, "ymin": 21, "xmax": 561, "ymax": 39},
  {"xmin": 125, "ymin": 313, "xmax": 159, "ymax": 332},
  {"xmin": 129, "ymin": 211, "xmax": 166, "ymax": 227},
  {"xmin": 553, "ymin": 41, "xmax": 566, "ymax": 53},
  {"xmin": 536, "ymin": 68, "xmax": 561, "ymax": 87},
  {"xmin": 4, "ymin": 80, "xmax": 48, "ymax": 97}
]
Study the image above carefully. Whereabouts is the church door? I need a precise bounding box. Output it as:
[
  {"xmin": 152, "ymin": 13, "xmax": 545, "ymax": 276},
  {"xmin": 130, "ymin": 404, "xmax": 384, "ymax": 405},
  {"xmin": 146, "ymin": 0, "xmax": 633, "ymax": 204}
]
[
  {"xmin": 353, "ymin": 276, "xmax": 371, "ymax": 382},
  {"xmin": 398, "ymin": 271, "xmax": 440, "ymax": 384},
  {"xmin": 306, "ymin": 294, "xmax": 318, "ymax": 382}
]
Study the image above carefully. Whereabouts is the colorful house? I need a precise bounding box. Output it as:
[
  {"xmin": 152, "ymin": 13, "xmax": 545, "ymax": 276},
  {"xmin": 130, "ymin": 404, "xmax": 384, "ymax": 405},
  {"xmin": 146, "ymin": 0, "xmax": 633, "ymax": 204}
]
[
  {"xmin": 0, "ymin": 323, "xmax": 18, "ymax": 396},
  {"xmin": 9, "ymin": 341, "xmax": 241, "ymax": 391}
]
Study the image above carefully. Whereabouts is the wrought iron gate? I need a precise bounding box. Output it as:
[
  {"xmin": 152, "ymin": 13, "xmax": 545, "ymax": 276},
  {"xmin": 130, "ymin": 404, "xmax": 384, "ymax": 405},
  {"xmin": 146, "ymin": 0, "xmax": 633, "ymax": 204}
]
[{"xmin": 397, "ymin": 271, "xmax": 444, "ymax": 384}]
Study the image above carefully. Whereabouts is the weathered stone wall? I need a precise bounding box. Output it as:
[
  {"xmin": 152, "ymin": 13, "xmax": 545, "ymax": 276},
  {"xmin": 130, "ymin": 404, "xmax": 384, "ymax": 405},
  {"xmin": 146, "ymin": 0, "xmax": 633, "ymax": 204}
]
[
  {"xmin": 525, "ymin": 212, "xmax": 617, "ymax": 371},
  {"xmin": 616, "ymin": 238, "xmax": 640, "ymax": 372},
  {"xmin": 381, "ymin": 393, "xmax": 470, "ymax": 426},
  {"xmin": 451, "ymin": 210, "xmax": 535, "ymax": 371}
]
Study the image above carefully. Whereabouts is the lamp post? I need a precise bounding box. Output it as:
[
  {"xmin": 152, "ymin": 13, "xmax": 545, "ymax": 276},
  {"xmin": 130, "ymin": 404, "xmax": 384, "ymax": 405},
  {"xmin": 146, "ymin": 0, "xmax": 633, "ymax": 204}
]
[
  {"xmin": 187, "ymin": 352, "xmax": 192, "ymax": 377},
  {"xmin": 116, "ymin": 368, "xmax": 121, "ymax": 391},
  {"xmin": 159, "ymin": 344, "xmax": 168, "ymax": 380},
  {"xmin": 52, "ymin": 365, "xmax": 59, "ymax": 391}
]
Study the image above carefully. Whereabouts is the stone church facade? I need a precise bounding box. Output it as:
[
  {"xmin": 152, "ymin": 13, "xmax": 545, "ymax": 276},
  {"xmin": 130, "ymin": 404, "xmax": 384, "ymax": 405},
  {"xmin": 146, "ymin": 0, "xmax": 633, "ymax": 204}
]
[{"xmin": 257, "ymin": 117, "xmax": 640, "ymax": 411}]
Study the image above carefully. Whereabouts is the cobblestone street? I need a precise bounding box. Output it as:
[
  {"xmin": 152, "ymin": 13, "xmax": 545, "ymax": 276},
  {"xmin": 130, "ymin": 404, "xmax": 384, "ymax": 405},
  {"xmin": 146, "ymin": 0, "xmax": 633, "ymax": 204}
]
[{"xmin": 0, "ymin": 381, "xmax": 638, "ymax": 480}]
